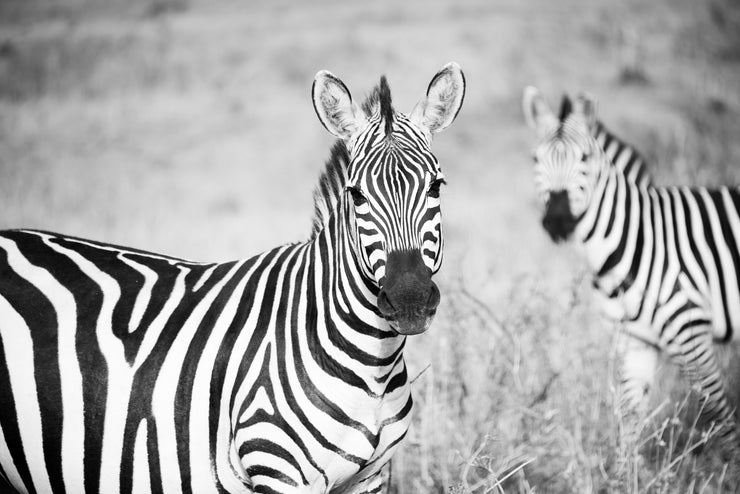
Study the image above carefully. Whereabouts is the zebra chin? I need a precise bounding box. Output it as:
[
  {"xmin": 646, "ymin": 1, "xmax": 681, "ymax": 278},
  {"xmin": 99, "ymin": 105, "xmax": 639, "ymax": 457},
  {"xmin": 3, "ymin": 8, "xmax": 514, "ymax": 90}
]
[
  {"xmin": 543, "ymin": 221, "xmax": 575, "ymax": 243},
  {"xmin": 385, "ymin": 312, "xmax": 436, "ymax": 336},
  {"xmin": 378, "ymin": 287, "xmax": 440, "ymax": 335}
]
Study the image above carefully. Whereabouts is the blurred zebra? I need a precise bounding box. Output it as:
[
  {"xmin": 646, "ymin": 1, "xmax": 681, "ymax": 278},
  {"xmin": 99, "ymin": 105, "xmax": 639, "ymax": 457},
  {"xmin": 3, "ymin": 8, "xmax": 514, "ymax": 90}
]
[
  {"xmin": 522, "ymin": 87, "xmax": 740, "ymax": 447},
  {"xmin": 0, "ymin": 63, "xmax": 465, "ymax": 494}
]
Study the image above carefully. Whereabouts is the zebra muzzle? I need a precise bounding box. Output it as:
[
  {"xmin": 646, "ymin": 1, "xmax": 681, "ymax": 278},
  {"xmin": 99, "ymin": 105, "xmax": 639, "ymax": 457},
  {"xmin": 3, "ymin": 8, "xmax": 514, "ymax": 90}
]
[
  {"xmin": 377, "ymin": 250, "xmax": 441, "ymax": 335},
  {"xmin": 542, "ymin": 190, "xmax": 577, "ymax": 242}
]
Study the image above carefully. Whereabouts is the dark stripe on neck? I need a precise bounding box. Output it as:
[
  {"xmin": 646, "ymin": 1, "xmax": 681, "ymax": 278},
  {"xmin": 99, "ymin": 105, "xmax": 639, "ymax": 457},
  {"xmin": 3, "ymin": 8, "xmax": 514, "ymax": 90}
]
[
  {"xmin": 597, "ymin": 176, "xmax": 634, "ymax": 278},
  {"xmin": 707, "ymin": 189, "xmax": 737, "ymax": 342},
  {"xmin": 583, "ymin": 172, "xmax": 611, "ymax": 242},
  {"xmin": 678, "ymin": 191, "xmax": 708, "ymax": 282}
]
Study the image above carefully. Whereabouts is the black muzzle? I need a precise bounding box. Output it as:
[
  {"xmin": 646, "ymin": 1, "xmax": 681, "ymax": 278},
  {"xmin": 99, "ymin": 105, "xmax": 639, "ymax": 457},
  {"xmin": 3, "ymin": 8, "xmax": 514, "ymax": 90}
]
[
  {"xmin": 377, "ymin": 250, "xmax": 440, "ymax": 335},
  {"xmin": 542, "ymin": 190, "xmax": 577, "ymax": 242}
]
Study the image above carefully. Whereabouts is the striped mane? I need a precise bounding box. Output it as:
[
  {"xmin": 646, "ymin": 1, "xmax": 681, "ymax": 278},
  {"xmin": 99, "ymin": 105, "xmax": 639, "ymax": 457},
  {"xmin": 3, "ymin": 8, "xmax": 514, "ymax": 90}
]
[
  {"xmin": 310, "ymin": 77, "xmax": 395, "ymax": 237},
  {"xmin": 557, "ymin": 93, "xmax": 651, "ymax": 186},
  {"xmin": 593, "ymin": 120, "xmax": 651, "ymax": 186},
  {"xmin": 362, "ymin": 76, "xmax": 394, "ymax": 135},
  {"xmin": 311, "ymin": 141, "xmax": 350, "ymax": 237}
]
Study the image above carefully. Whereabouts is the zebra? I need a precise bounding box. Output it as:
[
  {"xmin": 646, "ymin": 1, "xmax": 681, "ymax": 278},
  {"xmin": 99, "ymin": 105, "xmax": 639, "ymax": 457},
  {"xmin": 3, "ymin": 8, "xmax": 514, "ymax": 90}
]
[
  {"xmin": 0, "ymin": 63, "xmax": 466, "ymax": 494},
  {"xmin": 522, "ymin": 86, "xmax": 740, "ymax": 448}
]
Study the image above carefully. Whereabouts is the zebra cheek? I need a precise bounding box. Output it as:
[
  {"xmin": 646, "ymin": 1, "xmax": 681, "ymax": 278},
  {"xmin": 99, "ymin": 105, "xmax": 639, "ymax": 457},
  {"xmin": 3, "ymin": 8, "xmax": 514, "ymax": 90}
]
[
  {"xmin": 423, "ymin": 246, "xmax": 442, "ymax": 274},
  {"xmin": 422, "ymin": 229, "xmax": 443, "ymax": 274}
]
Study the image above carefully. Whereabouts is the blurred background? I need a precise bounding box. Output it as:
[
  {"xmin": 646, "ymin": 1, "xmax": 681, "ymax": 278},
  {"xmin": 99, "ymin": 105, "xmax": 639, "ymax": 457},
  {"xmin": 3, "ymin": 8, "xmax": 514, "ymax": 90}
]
[{"xmin": 2, "ymin": 0, "xmax": 740, "ymax": 492}]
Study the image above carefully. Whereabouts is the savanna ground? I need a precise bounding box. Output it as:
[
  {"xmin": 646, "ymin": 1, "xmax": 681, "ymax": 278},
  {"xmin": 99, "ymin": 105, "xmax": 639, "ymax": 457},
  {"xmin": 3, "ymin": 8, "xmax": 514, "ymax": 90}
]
[{"xmin": 2, "ymin": 0, "xmax": 740, "ymax": 492}]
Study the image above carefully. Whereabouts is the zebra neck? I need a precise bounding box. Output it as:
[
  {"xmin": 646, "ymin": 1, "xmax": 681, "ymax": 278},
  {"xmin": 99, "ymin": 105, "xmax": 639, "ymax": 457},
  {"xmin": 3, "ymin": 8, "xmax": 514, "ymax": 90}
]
[
  {"xmin": 593, "ymin": 122, "xmax": 649, "ymax": 187},
  {"xmin": 309, "ymin": 203, "xmax": 407, "ymax": 386},
  {"xmin": 575, "ymin": 153, "xmax": 654, "ymax": 297}
]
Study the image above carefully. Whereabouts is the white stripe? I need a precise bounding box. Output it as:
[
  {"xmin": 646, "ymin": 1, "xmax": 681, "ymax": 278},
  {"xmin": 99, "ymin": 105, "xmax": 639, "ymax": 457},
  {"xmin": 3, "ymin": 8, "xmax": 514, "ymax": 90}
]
[
  {"xmin": 132, "ymin": 268, "xmax": 188, "ymax": 371},
  {"xmin": 0, "ymin": 420, "xmax": 29, "ymax": 494},
  {"xmin": 1, "ymin": 235, "xmax": 87, "ymax": 493},
  {"xmin": 193, "ymin": 264, "xmax": 218, "ymax": 292},
  {"xmin": 234, "ymin": 422, "xmax": 311, "ymax": 480},
  {"xmin": 117, "ymin": 254, "xmax": 158, "ymax": 333},
  {"xmin": 217, "ymin": 251, "xmax": 284, "ymax": 493},
  {"xmin": 671, "ymin": 188, "xmax": 710, "ymax": 297},
  {"xmin": 658, "ymin": 189, "xmax": 682, "ymax": 305},
  {"xmin": 700, "ymin": 188, "xmax": 740, "ymax": 336},
  {"xmin": 152, "ymin": 259, "xmax": 243, "ymax": 494},
  {"xmin": 682, "ymin": 190, "xmax": 722, "ymax": 309},
  {"xmin": 28, "ymin": 236, "xmax": 86, "ymax": 494},
  {"xmin": 238, "ymin": 386, "xmax": 274, "ymax": 423},
  {"xmin": 131, "ymin": 419, "xmax": 150, "ymax": 494},
  {"xmin": 241, "ymin": 450, "xmax": 301, "ymax": 490},
  {"xmin": 720, "ymin": 188, "xmax": 740, "ymax": 332},
  {"xmin": 188, "ymin": 260, "xmax": 251, "ymax": 494},
  {"xmin": 290, "ymin": 252, "xmax": 372, "ymax": 461},
  {"xmin": 40, "ymin": 235, "xmax": 131, "ymax": 494},
  {"xmin": 0, "ymin": 296, "xmax": 53, "ymax": 494},
  {"xmin": 620, "ymin": 187, "xmax": 654, "ymax": 321},
  {"xmin": 228, "ymin": 248, "xmax": 324, "ymax": 486},
  {"xmin": 51, "ymin": 234, "xmax": 204, "ymax": 265}
]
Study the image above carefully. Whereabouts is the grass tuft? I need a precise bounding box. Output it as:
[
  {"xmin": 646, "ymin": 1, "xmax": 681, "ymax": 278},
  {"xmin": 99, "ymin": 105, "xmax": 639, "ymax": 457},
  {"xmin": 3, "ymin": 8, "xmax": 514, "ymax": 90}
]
[{"xmin": 394, "ymin": 274, "xmax": 739, "ymax": 493}]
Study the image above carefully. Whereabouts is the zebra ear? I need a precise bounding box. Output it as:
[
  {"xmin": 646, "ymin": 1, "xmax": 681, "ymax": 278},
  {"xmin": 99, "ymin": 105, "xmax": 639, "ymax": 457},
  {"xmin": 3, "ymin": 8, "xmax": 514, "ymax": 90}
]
[
  {"xmin": 522, "ymin": 86, "xmax": 557, "ymax": 135},
  {"xmin": 410, "ymin": 62, "xmax": 466, "ymax": 135},
  {"xmin": 575, "ymin": 92, "xmax": 598, "ymax": 130},
  {"xmin": 313, "ymin": 70, "xmax": 368, "ymax": 140}
]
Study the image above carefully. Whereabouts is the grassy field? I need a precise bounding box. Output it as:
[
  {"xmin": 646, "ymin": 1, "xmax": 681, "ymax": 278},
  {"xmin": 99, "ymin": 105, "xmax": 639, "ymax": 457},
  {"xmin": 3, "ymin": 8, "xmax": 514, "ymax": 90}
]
[{"xmin": 2, "ymin": 0, "xmax": 740, "ymax": 492}]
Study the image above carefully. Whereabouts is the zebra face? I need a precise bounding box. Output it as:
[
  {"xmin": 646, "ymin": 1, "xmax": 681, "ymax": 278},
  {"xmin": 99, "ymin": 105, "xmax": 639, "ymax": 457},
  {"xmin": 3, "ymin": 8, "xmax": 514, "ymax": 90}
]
[
  {"xmin": 313, "ymin": 63, "xmax": 465, "ymax": 335},
  {"xmin": 522, "ymin": 86, "xmax": 600, "ymax": 243},
  {"xmin": 345, "ymin": 132, "xmax": 445, "ymax": 335}
]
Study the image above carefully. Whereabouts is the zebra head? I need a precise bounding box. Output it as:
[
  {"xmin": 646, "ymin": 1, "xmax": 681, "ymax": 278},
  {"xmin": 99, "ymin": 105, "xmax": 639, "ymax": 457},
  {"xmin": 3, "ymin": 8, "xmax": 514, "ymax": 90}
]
[
  {"xmin": 312, "ymin": 63, "xmax": 465, "ymax": 335},
  {"xmin": 522, "ymin": 86, "xmax": 601, "ymax": 243}
]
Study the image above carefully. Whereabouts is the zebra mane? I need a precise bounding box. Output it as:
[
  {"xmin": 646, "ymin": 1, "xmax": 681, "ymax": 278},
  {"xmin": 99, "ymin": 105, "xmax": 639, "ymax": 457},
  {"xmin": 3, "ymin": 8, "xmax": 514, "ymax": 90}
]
[
  {"xmin": 310, "ymin": 78, "xmax": 395, "ymax": 237},
  {"xmin": 361, "ymin": 76, "xmax": 394, "ymax": 135},
  {"xmin": 594, "ymin": 120, "xmax": 651, "ymax": 186},
  {"xmin": 556, "ymin": 94, "xmax": 651, "ymax": 186},
  {"xmin": 558, "ymin": 95, "xmax": 573, "ymax": 121},
  {"xmin": 311, "ymin": 141, "xmax": 350, "ymax": 238},
  {"xmin": 555, "ymin": 95, "xmax": 573, "ymax": 139}
]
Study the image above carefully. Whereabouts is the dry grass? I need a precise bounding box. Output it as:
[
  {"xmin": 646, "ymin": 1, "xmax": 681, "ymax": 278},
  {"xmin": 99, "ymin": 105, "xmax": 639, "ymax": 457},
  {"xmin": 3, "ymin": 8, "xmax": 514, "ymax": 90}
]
[
  {"xmin": 395, "ymin": 273, "xmax": 740, "ymax": 493},
  {"xmin": 2, "ymin": 0, "xmax": 740, "ymax": 492}
]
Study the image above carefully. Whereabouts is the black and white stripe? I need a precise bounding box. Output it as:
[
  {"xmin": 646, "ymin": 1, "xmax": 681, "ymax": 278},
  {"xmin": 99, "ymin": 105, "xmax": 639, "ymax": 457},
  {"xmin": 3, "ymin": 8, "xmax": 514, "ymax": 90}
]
[
  {"xmin": 523, "ymin": 87, "xmax": 740, "ymax": 446},
  {"xmin": 0, "ymin": 64, "xmax": 465, "ymax": 494}
]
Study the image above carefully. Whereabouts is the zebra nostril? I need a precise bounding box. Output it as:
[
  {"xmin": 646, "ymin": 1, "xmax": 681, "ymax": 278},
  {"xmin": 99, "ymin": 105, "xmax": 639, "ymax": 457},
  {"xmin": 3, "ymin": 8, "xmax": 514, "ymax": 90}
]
[
  {"xmin": 377, "ymin": 290, "xmax": 397, "ymax": 317},
  {"xmin": 426, "ymin": 284, "xmax": 440, "ymax": 312}
]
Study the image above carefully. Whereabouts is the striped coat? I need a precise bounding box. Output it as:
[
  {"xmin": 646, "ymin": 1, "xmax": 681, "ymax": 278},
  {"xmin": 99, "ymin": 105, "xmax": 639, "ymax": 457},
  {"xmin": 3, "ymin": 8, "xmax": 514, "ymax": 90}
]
[
  {"xmin": 0, "ymin": 63, "xmax": 466, "ymax": 494},
  {"xmin": 523, "ymin": 87, "xmax": 740, "ymax": 448}
]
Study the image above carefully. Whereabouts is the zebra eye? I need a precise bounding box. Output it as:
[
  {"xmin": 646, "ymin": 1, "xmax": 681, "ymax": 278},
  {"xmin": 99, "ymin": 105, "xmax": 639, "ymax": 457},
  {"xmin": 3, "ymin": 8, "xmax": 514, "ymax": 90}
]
[
  {"xmin": 532, "ymin": 153, "xmax": 539, "ymax": 163},
  {"xmin": 347, "ymin": 186, "xmax": 367, "ymax": 207},
  {"xmin": 428, "ymin": 178, "xmax": 445, "ymax": 198},
  {"xmin": 581, "ymin": 153, "xmax": 590, "ymax": 162}
]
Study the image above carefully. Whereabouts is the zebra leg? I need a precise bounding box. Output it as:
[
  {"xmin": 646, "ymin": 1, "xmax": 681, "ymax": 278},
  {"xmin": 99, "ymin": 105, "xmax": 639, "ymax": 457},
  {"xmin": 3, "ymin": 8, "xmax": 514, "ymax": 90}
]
[
  {"xmin": 665, "ymin": 329, "xmax": 738, "ymax": 451},
  {"xmin": 617, "ymin": 330, "xmax": 659, "ymax": 416},
  {"xmin": 614, "ymin": 329, "xmax": 660, "ymax": 458}
]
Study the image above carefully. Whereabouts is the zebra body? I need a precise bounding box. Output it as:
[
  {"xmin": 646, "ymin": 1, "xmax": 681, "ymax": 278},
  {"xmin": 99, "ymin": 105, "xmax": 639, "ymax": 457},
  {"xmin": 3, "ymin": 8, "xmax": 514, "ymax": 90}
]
[
  {"xmin": 0, "ymin": 64, "xmax": 466, "ymax": 494},
  {"xmin": 580, "ymin": 152, "xmax": 740, "ymax": 340},
  {"xmin": 523, "ymin": 87, "xmax": 740, "ymax": 445}
]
